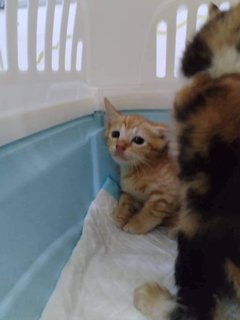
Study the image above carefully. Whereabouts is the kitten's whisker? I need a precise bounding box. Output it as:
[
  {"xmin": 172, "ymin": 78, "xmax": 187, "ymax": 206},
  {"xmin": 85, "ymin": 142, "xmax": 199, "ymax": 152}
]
[
  {"xmin": 132, "ymin": 160, "xmax": 141, "ymax": 176},
  {"xmin": 136, "ymin": 157, "xmax": 154, "ymax": 170}
]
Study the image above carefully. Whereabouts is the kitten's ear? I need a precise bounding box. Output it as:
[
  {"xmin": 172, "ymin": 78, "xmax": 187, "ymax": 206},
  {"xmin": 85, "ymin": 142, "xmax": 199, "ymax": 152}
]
[
  {"xmin": 104, "ymin": 97, "xmax": 121, "ymax": 125},
  {"xmin": 208, "ymin": 3, "xmax": 221, "ymax": 20},
  {"xmin": 151, "ymin": 124, "xmax": 169, "ymax": 140}
]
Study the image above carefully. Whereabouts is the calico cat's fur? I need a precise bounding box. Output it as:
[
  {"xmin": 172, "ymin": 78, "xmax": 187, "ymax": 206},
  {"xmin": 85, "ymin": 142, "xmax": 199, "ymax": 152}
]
[
  {"xmin": 134, "ymin": 3, "xmax": 240, "ymax": 320},
  {"xmin": 104, "ymin": 98, "xmax": 179, "ymax": 234}
]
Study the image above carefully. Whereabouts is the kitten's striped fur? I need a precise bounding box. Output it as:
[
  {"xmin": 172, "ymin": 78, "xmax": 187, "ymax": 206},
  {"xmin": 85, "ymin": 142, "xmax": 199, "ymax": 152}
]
[
  {"xmin": 134, "ymin": 3, "xmax": 240, "ymax": 320},
  {"xmin": 104, "ymin": 98, "xmax": 179, "ymax": 234}
]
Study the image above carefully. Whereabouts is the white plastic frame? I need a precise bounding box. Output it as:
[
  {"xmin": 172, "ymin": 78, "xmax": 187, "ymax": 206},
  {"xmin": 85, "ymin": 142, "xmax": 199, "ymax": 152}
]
[{"xmin": 0, "ymin": 0, "xmax": 237, "ymax": 146}]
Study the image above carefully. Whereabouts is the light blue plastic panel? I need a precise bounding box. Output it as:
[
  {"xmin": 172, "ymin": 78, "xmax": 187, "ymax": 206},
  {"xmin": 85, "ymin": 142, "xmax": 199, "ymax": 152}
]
[
  {"xmin": 0, "ymin": 113, "xmax": 109, "ymax": 320},
  {"xmin": 0, "ymin": 109, "xmax": 169, "ymax": 320}
]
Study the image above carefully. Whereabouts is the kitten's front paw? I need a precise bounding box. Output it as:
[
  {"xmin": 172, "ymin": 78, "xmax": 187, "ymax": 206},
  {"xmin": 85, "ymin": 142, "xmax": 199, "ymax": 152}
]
[
  {"xmin": 113, "ymin": 207, "xmax": 132, "ymax": 228},
  {"xmin": 134, "ymin": 282, "xmax": 171, "ymax": 319},
  {"xmin": 123, "ymin": 216, "xmax": 151, "ymax": 234}
]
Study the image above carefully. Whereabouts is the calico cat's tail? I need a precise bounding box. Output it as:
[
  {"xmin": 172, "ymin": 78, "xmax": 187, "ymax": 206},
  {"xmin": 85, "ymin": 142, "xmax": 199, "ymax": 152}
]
[{"xmin": 182, "ymin": 3, "xmax": 240, "ymax": 78}]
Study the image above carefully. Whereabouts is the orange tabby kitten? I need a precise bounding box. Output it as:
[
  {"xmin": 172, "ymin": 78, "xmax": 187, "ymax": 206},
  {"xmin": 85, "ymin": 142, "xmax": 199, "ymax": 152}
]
[{"xmin": 104, "ymin": 98, "xmax": 179, "ymax": 234}]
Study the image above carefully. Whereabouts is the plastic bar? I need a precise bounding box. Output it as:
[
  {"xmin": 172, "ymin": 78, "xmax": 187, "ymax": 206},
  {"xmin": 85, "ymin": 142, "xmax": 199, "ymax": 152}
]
[
  {"xmin": 6, "ymin": 0, "xmax": 18, "ymax": 72},
  {"xmin": 28, "ymin": 1, "xmax": 38, "ymax": 71},
  {"xmin": 59, "ymin": 0, "xmax": 71, "ymax": 72},
  {"xmin": 45, "ymin": 0, "xmax": 56, "ymax": 71}
]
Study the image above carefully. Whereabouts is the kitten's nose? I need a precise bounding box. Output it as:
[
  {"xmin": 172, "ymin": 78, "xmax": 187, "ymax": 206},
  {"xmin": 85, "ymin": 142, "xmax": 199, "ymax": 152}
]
[{"xmin": 116, "ymin": 143, "xmax": 126, "ymax": 152}]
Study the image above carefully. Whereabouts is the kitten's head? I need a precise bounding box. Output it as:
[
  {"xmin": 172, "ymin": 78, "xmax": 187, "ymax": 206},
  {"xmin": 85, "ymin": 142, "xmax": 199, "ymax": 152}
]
[
  {"xmin": 104, "ymin": 98, "xmax": 168, "ymax": 167},
  {"xmin": 182, "ymin": 3, "xmax": 240, "ymax": 77}
]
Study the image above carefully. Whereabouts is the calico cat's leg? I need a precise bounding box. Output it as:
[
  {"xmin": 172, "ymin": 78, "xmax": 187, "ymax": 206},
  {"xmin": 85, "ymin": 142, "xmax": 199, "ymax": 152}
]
[
  {"xmin": 113, "ymin": 193, "xmax": 140, "ymax": 228},
  {"xmin": 169, "ymin": 233, "xmax": 220, "ymax": 320},
  {"xmin": 123, "ymin": 194, "xmax": 172, "ymax": 234},
  {"xmin": 134, "ymin": 232, "xmax": 220, "ymax": 320},
  {"xmin": 134, "ymin": 282, "xmax": 215, "ymax": 320}
]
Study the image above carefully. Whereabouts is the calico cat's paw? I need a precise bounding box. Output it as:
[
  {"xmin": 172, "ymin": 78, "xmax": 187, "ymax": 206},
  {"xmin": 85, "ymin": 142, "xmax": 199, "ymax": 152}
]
[{"xmin": 134, "ymin": 282, "xmax": 173, "ymax": 320}]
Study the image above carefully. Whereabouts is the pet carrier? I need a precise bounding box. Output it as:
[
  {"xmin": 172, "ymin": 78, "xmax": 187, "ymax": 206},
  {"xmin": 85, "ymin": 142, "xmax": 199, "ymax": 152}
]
[{"xmin": 0, "ymin": 0, "xmax": 236, "ymax": 319}]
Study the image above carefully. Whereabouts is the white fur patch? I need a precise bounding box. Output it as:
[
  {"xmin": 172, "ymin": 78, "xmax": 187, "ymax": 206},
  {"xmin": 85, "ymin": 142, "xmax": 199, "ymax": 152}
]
[
  {"xmin": 216, "ymin": 297, "xmax": 240, "ymax": 320},
  {"xmin": 120, "ymin": 124, "xmax": 128, "ymax": 140},
  {"xmin": 210, "ymin": 46, "xmax": 240, "ymax": 77},
  {"xmin": 132, "ymin": 127, "xmax": 139, "ymax": 136}
]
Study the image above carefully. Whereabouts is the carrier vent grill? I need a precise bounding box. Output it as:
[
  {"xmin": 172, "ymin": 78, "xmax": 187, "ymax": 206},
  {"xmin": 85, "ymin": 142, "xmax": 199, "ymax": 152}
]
[{"xmin": 0, "ymin": 0, "xmax": 83, "ymax": 77}]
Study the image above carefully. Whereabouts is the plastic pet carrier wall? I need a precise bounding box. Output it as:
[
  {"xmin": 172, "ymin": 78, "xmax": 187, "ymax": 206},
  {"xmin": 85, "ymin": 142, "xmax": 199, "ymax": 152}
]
[{"xmin": 0, "ymin": 0, "xmax": 236, "ymax": 319}]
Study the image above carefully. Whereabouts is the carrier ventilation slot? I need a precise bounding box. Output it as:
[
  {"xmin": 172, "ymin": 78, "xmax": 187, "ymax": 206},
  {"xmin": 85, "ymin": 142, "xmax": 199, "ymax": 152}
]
[
  {"xmin": 196, "ymin": 4, "xmax": 208, "ymax": 31},
  {"xmin": 0, "ymin": 1, "xmax": 7, "ymax": 71},
  {"xmin": 17, "ymin": 0, "xmax": 28, "ymax": 70},
  {"xmin": 0, "ymin": 0, "xmax": 83, "ymax": 74},
  {"xmin": 76, "ymin": 41, "xmax": 83, "ymax": 71},
  {"xmin": 156, "ymin": 21, "xmax": 167, "ymax": 78},
  {"xmin": 174, "ymin": 5, "xmax": 188, "ymax": 77}
]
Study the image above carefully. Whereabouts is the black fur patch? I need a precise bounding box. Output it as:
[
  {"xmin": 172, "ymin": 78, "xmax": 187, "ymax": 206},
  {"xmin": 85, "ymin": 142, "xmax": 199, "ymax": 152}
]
[
  {"xmin": 205, "ymin": 84, "xmax": 227, "ymax": 97},
  {"xmin": 173, "ymin": 136, "xmax": 240, "ymax": 318},
  {"xmin": 170, "ymin": 306, "xmax": 194, "ymax": 320},
  {"xmin": 186, "ymin": 188, "xmax": 208, "ymax": 212},
  {"xmin": 236, "ymin": 42, "xmax": 240, "ymax": 52},
  {"xmin": 172, "ymin": 232, "xmax": 235, "ymax": 320},
  {"xmin": 178, "ymin": 152, "xmax": 208, "ymax": 182},
  {"xmin": 175, "ymin": 82, "xmax": 228, "ymax": 123},
  {"xmin": 177, "ymin": 126, "xmax": 193, "ymax": 148},
  {"xmin": 181, "ymin": 34, "xmax": 212, "ymax": 77},
  {"xmin": 175, "ymin": 93, "xmax": 206, "ymax": 122},
  {"xmin": 185, "ymin": 136, "xmax": 240, "ymax": 217}
]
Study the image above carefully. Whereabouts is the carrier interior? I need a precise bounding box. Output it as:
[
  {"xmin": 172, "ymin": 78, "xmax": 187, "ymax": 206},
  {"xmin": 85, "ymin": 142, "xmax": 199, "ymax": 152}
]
[{"xmin": 0, "ymin": 0, "xmax": 234, "ymax": 319}]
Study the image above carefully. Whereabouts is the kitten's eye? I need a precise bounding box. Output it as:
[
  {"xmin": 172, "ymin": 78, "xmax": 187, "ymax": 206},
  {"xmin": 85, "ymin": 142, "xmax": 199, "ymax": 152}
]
[
  {"xmin": 132, "ymin": 136, "xmax": 145, "ymax": 145},
  {"xmin": 111, "ymin": 130, "xmax": 120, "ymax": 138}
]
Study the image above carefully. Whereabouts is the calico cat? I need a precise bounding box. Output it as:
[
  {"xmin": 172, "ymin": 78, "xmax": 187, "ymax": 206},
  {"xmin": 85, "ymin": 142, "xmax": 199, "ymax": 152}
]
[
  {"xmin": 134, "ymin": 3, "xmax": 240, "ymax": 320},
  {"xmin": 104, "ymin": 98, "xmax": 179, "ymax": 234}
]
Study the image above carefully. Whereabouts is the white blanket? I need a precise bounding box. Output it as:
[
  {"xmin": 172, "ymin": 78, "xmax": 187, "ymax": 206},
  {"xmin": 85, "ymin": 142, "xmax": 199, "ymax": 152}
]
[{"xmin": 40, "ymin": 178, "xmax": 177, "ymax": 320}]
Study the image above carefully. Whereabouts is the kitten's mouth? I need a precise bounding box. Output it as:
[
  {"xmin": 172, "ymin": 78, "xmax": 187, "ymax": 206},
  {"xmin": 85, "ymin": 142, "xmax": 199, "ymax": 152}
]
[{"xmin": 113, "ymin": 152, "xmax": 128, "ymax": 162}]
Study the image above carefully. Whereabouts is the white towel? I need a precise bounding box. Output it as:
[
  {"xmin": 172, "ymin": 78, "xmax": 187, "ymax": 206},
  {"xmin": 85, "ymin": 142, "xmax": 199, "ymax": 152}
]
[{"xmin": 40, "ymin": 178, "xmax": 177, "ymax": 320}]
